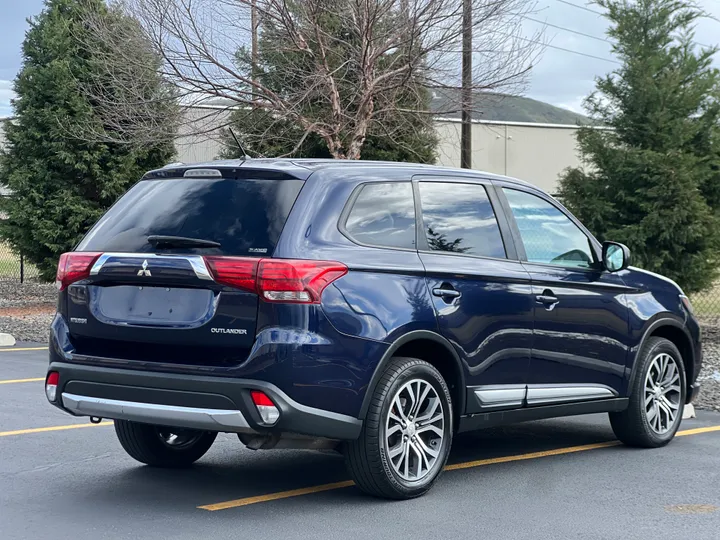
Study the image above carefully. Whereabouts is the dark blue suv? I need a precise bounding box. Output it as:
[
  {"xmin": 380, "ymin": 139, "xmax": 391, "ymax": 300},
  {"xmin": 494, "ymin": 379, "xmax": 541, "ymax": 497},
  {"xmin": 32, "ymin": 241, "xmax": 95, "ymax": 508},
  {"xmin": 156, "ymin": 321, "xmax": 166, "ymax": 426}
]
[{"xmin": 45, "ymin": 159, "xmax": 702, "ymax": 499}]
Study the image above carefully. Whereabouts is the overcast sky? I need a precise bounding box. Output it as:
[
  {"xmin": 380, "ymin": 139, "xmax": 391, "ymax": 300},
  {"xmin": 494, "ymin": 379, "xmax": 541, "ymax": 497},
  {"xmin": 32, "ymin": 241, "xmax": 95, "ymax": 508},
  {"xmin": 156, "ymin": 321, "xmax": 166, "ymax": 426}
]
[{"xmin": 2, "ymin": 0, "xmax": 720, "ymax": 118}]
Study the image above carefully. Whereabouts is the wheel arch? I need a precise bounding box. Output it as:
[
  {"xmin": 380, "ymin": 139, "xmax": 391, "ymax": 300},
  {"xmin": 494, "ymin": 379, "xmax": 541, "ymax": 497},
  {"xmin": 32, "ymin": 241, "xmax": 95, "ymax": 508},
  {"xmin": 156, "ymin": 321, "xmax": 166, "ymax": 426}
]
[
  {"xmin": 358, "ymin": 331, "xmax": 466, "ymax": 425},
  {"xmin": 628, "ymin": 317, "xmax": 695, "ymax": 400}
]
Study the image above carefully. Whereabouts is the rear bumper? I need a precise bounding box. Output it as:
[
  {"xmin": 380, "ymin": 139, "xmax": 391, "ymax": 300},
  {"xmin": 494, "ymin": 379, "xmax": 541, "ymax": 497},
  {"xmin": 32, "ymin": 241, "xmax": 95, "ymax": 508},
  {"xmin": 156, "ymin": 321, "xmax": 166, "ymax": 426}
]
[{"xmin": 48, "ymin": 362, "xmax": 362, "ymax": 440}]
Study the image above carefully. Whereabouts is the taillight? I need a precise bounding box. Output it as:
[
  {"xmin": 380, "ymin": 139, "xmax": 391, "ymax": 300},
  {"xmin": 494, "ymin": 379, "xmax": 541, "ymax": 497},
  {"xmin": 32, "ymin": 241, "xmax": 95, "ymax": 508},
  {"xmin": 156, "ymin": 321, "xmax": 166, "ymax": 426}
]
[
  {"xmin": 257, "ymin": 259, "xmax": 347, "ymax": 303},
  {"xmin": 204, "ymin": 257, "xmax": 347, "ymax": 304},
  {"xmin": 45, "ymin": 371, "xmax": 59, "ymax": 402},
  {"xmin": 56, "ymin": 252, "xmax": 102, "ymax": 291},
  {"xmin": 250, "ymin": 390, "xmax": 280, "ymax": 425}
]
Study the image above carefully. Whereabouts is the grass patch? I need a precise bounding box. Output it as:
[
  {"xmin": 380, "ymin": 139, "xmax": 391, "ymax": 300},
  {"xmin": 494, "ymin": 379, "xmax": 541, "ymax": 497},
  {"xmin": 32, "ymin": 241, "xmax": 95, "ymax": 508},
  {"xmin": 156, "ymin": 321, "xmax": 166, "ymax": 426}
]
[
  {"xmin": 0, "ymin": 242, "xmax": 39, "ymax": 280},
  {"xmin": 691, "ymin": 280, "xmax": 720, "ymax": 316}
]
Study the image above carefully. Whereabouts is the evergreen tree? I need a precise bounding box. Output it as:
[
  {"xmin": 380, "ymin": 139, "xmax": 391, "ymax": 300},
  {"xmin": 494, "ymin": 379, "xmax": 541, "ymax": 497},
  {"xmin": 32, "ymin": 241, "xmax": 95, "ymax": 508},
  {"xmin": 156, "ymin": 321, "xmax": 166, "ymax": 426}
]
[
  {"xmin": 220, "ymin": 3, "xmax": 437, "ymax": 163},
  {"xmin": 557, "ymin": 0, "xmax": 720, "ymax": 293},
  {"xmin": 0, "ymin": 0, "xmax": 175, "ymax": 280}
]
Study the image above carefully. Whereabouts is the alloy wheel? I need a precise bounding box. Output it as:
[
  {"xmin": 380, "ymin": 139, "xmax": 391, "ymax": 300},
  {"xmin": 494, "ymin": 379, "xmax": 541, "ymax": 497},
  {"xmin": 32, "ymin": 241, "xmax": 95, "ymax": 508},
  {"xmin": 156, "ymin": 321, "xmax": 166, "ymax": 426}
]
[
  {"xmin": 384, "ymin": 379, "xmax": 445, "ymax": 481},
  {"xmin": 644, "ymin": 353, "xmax": 682, "ymax": 434}
]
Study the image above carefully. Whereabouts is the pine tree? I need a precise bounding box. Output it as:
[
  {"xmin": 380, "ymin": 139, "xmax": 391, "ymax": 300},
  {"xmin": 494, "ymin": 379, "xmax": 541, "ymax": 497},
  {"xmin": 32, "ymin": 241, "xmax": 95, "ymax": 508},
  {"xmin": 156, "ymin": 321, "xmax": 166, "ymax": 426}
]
[
  {"xmin": 0, "ymin": 0, "xmax": 175, "ymax": 280},
  {"xmin": 557, "ymin": 0, "xmax": 720, "ymax": 293},
  {"xmin": 220, "ymin": 3, "xmax": 437, "ymax": 163}
]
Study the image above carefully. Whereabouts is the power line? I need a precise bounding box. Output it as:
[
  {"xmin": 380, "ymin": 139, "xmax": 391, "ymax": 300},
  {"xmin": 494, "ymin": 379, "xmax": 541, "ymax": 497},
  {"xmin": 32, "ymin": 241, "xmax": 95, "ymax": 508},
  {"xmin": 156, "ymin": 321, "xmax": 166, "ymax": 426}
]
[
  {"xmin": 513, "ymin": 33, "xmax": 621, "ymax": 64},
  {"xmin": 555, "ymin": 0, "xmax": 603, "ymax": 16},
  {"xmin": 523, "ymin": 15, "xmax": 610, "ymax": 43}
]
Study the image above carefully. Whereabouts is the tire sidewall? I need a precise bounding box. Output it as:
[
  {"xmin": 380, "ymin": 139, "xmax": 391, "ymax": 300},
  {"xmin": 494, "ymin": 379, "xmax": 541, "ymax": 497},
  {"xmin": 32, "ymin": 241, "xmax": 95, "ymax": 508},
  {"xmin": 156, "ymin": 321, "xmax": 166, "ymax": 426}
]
[
  {"xmin": 376, "ymin": 361, "xmax": 453, "ymax": 494},
  {"xmin": 634, "ymin": 339, "xmax": 686, "ymax": 445}
]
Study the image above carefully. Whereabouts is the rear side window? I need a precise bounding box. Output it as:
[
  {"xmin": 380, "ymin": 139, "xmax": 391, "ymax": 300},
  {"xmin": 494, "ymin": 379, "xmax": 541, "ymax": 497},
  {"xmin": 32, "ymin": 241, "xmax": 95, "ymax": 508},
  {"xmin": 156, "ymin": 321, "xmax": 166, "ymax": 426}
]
[
  {"xmin": 418, "ymin": 182, "xmax": 506, "ymax": 258},
  {"xmin": 343, "ymin": 182, "xmax": 416, "ymax": 249},
  {"xmin": 77, "ymin": 178, "xmax": 304, "ymax": 256}
]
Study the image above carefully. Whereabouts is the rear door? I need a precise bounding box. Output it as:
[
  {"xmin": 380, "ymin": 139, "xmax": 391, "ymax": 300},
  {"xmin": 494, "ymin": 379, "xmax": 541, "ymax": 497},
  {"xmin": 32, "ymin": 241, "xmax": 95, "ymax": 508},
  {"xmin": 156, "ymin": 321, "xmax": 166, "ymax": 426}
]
[
  {"xmin": 64, "ymin": 172, "xmax": 304, "ymax": 367},
  {"xmin": 497, "ymin": 184, "xmax": 630, "ymax": 402},
  {"xmin": 414, "ymin": 177, "xmax": 534, "ymax": 413}
]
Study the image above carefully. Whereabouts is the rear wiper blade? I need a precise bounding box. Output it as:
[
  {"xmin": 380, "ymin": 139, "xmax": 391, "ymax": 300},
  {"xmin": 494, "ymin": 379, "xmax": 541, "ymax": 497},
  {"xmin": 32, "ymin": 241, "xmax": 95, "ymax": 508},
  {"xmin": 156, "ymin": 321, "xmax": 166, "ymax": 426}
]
[{"xmin": 147, "ymin": 235, "xmax": 221, "ymax": 248}]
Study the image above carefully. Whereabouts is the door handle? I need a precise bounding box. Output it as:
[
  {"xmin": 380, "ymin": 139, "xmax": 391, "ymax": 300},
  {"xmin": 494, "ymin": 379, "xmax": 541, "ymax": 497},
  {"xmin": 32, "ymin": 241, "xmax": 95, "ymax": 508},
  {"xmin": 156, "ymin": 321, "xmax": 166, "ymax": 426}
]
[
  {"xmin": 535, "ymin": 294, "xmax": 559, "ymax": 305},
  {"xmin": 432, "ymin": 288, "xmax": 461, "ymax": 299}
]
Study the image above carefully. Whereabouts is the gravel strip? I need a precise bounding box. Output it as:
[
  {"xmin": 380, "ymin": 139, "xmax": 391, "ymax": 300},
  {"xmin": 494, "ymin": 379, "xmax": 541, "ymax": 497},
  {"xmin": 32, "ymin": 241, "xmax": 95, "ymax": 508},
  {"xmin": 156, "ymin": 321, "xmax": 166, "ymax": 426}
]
[
  {"xmin": 0, "ymin": 281, "xmax": 56, "ymax": 309},
  {"xmin": 696, "ymin": 321, "xmax": 720, "ymax": 412},
  {"xmin": 1, "ymin": 279, "xmax": 720, "ymax": 410}
]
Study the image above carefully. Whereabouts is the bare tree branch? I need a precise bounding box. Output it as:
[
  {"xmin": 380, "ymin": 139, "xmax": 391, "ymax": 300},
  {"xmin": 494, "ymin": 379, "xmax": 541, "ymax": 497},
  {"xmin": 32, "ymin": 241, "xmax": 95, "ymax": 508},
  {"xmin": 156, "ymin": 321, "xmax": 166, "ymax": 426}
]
[{"xmin": 75, "ymin": 0, "xmax": 544, "ymax": 159}]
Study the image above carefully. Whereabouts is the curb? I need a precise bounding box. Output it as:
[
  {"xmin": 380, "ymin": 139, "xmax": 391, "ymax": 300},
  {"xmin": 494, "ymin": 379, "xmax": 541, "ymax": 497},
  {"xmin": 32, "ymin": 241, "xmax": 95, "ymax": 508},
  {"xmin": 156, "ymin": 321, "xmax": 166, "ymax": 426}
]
[{"xmin": 0, "ymin": 333, "xmax": 17, "ymax": 347}]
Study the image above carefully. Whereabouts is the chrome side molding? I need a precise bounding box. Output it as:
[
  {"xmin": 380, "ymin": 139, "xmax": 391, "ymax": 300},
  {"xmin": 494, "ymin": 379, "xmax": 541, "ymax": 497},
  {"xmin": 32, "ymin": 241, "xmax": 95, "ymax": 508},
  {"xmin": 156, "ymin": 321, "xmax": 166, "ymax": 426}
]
[
  {"xmin": 472, "ymin": 383, "xmax": 618, "ymax": 410},
  {"xmin": 525, "ymin": 385, "xmax": 617, "ymax": 406}
]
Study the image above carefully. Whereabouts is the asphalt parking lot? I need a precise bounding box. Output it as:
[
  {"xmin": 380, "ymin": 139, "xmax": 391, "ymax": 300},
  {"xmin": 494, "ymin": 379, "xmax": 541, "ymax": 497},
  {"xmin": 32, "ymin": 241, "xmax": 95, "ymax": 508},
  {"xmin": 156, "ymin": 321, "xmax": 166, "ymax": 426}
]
[{"xmin": 2, "ymin": 346, "xmax": 720, "ymax": 540}]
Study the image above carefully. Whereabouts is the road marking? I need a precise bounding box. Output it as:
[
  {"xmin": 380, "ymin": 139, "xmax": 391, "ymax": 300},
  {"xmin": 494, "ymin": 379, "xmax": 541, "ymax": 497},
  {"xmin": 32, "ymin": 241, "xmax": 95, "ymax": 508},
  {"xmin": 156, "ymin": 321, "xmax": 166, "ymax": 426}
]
[
  {"xmin": 666, "ymin": 504, "xmax": 718, "ymax": 514},
  {"xmin": 198, "ymin": 424, "xmax": 720, "ymax": 511},
  {"xmin": 198, "ymin": 481, "xmax": 356, "ymax": 511},
  {"xmin": 0, "ymin": 347, "xmax": 48, "ymax": 352},
  {"xmin": 443, "ymin": 440, "xmax": 621, "ymax": 471},
  {"xmin": 0, "ymin": 377, "xmax": 45, "ymax": 385},
  {"xmin": 0, "ymin": 421, "xmax": 113, "ymax": 437},
  {"xmin": 675, "ymin": 425, "xmax": 720, "ymax": 437}
]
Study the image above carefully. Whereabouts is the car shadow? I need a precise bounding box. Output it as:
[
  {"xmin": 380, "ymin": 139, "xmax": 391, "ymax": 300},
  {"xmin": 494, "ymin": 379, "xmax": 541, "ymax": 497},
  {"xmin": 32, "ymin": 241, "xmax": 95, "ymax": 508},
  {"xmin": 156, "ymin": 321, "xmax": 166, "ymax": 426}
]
[{"xmin": 74, "ymin": 415, "xmax": 623, "ymax": 514}]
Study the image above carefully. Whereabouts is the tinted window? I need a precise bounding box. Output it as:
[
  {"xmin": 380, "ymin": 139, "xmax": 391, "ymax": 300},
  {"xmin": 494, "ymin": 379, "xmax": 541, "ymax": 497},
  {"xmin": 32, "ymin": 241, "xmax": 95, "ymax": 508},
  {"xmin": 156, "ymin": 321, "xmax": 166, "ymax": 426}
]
[
  {"xmin": 344, "ymin": 182, "xmax": 416, "ymax": 249},
  {"xmin": 418, "ymin": 182, "xmax": 506, "ymax": 258},
  {"xmin": 77, "ymin": 178, "xmax": 304, "ymax": 256},
  {"xmin": 503, "ymin": 188, "xmax": 594, "ymax": 268}
]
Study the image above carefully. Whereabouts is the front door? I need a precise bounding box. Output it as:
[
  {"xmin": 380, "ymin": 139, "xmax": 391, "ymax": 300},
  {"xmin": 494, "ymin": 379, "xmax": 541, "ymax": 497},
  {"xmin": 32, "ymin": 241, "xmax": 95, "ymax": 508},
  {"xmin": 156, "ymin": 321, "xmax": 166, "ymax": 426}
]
[
  {"xmin": 415, "ymin": 179, "xmax": 534, "ymax": 413},
  {"xmin": 499, "ymin": 186, "xmax": 631, "ymax": 405}
]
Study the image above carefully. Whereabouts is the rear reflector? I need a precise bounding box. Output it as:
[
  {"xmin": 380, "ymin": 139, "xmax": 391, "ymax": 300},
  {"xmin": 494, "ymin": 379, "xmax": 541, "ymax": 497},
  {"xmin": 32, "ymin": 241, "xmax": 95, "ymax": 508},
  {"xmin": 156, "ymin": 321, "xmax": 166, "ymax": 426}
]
[
  {"xmin": 250, "ymin": 390, "xmax": 280, "ymax": 425},
  {"xmin": 204, "ymin": 257, "xmax": 347, "ymax": 304},
  {"xmin": 45, "ymin": 371, "xmax": 59, "ymax": 402},
  {"xmin": 56, "ymin": 252, "xmax": 102, "ymax": 291}
]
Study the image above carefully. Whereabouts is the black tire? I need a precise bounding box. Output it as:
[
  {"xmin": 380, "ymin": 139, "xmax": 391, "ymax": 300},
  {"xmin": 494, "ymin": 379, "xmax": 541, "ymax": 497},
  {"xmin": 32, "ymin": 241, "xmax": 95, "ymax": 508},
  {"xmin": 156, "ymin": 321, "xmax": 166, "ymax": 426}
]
[
  {"xmin": 114, "ymin": 420, "xmax": 217, "ymax": 467},
  {"xmin": 610, "ymin": 337, "xmax": 686, "ymax": 448},
  {"xmin": 345, "ymin": 357, "xmax": 453, "ymax": 499}
]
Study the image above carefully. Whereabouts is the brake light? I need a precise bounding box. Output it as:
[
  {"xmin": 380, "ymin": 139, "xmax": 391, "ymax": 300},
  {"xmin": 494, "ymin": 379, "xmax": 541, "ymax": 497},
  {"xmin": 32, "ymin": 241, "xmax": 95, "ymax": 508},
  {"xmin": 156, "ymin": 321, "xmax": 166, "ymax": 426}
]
[
  {"xmin": 204, "ymin": 257, "xmax": 347, "ymax": 304},
  {"xmin": 45, "ymin": 371, "xmax": 59, "ymax": 402},
  {"xmin": 56, "ymin": 252, "xmax": 102, "ymax": 291}
]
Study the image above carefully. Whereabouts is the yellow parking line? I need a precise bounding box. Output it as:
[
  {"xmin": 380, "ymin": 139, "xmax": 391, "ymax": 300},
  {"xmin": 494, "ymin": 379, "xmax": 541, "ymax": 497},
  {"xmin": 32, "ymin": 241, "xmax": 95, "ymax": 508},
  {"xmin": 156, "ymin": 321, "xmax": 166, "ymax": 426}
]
[
  {"xmin": 199, "ymin": 424, "xmax": 720, "ymax": 511},
  {"xmin": 198, "ymin": 481, "xmax": 356, "ymax": 511},
  {"xmin": 0, "ymin": 347, "xmax": 48, "ymax": 352},
  {"xmin": 0, "ymin": 421, "xmax": 113, "ymax": 437},
  {"xmin": 0, "ymin": 377, "xmax": 45, "ymax": 385}
]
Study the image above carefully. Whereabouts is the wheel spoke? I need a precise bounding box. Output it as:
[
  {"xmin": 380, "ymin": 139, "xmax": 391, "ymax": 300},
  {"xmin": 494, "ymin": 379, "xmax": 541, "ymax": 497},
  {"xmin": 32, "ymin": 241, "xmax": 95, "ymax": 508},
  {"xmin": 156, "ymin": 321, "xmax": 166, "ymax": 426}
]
[
  {"xmin": 389, "ymin": 441, "xmax": 405, "ymax": 460},
  {"xmin": 386, "ymin": 424, "xmax": 402, "ymax": 438},
  {"xmin": 415, "ymin": 436, "xmax": 440, "ymax": 459},
  {"xmin": 660, "ymin": 395, "xmax": 679, "ymax": 411},
  {"xmin": 417, "ymin": 424, "xmax": 443, "ymax": 437},
  {"xmin": 662, "ymin": 384, "xmax": 681, "ymax": 396},
  {"xmin": 412, "ymin": 441, "xmax": 431, "ymax": 474},
  {"xmin": 416, "ymin": 398, "xmax": 440, "ymax": 423},
  {"xmin": 412, "ymin": 383, "xmax": 432, "ymax": 417},
  {"xmin": 393, "ymin": 396, "xmax": 408, "ymax": 422}
]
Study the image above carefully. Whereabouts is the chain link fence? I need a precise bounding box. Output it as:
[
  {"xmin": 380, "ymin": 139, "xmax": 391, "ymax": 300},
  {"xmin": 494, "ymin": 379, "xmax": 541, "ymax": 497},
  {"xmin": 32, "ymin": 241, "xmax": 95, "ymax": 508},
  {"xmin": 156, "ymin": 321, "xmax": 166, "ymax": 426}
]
[
  {"xmin": 0, "ymin": 241, "xmax": 42, "ymax": 282},
  {"xmin": 691, "ymin": 282, "xmax": 720, "ymax": 321}
]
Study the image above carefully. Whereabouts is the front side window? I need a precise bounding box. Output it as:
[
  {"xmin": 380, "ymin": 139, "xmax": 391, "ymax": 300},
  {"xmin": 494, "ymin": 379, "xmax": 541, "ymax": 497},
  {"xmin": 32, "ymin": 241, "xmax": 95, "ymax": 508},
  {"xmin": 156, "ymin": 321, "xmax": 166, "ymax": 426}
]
[
  {"xmin": 503, "ymin": 188, "xmax": 595, "ymax": 268},
  {"xmin": 344, "ymin": 182, "xmax": 416, "ymax": 249},
  {"xmin": 418, "ymin": 182, "xmax": 506, "ymax": 258}
]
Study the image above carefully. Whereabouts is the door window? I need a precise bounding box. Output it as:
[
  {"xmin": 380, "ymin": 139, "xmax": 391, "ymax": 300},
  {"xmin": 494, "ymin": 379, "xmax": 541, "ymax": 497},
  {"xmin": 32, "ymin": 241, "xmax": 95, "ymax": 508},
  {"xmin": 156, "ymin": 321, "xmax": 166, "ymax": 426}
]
[
  {"xmin": 418, "ymin": 182, "xmax": 506, "ymax": 258},
  {"xmin": 344, "ymin": 182, "xmax": 416, "ymax": 249},
  {"xmin": 503, "ymin": 188, "xmax": 595, "ymax": 268}
]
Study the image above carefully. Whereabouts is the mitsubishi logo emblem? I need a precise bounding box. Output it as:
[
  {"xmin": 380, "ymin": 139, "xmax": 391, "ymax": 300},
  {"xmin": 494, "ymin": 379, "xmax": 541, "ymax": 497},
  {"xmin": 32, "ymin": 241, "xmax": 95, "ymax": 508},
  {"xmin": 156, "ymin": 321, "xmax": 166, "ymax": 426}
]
[{"xmin": 137, "ymin": 260, "xmax": 152, "ymax": 277}]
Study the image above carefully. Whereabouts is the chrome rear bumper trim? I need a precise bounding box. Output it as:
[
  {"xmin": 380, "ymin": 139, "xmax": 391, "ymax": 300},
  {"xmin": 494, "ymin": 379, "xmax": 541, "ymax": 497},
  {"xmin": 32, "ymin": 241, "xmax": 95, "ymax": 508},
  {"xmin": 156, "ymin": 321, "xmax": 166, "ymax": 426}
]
[{"xmin": 62, "ymin": 393, "xmax": 251, "ymax": 432}]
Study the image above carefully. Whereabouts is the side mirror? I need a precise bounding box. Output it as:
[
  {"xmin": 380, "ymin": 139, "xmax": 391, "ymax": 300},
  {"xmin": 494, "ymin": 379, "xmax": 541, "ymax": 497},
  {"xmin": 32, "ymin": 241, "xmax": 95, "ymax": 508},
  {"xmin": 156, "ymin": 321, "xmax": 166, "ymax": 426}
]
[{"xmin": 602, "ymin": 242, "xmax": 630, "ymax": 272}]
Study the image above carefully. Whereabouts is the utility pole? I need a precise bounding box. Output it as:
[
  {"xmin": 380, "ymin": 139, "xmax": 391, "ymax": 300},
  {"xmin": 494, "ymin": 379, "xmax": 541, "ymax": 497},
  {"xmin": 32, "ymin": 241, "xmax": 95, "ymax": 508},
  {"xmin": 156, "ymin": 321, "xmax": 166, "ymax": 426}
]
[
  {"xmin": 251, "ymin": 0, "xmax": 258, "ymax": 104},
  {"xmin": 460, "ymin": 0, "xmax": 472, "ymax": 169}
]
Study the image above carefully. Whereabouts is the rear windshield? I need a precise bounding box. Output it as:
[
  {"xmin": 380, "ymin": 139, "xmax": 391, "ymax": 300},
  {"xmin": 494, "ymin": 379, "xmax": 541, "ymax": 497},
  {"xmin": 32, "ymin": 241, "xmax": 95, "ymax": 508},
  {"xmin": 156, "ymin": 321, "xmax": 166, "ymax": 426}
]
[{"xmin": 77, "ymin": 178, "xmax": 304, "ymax": 256}]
